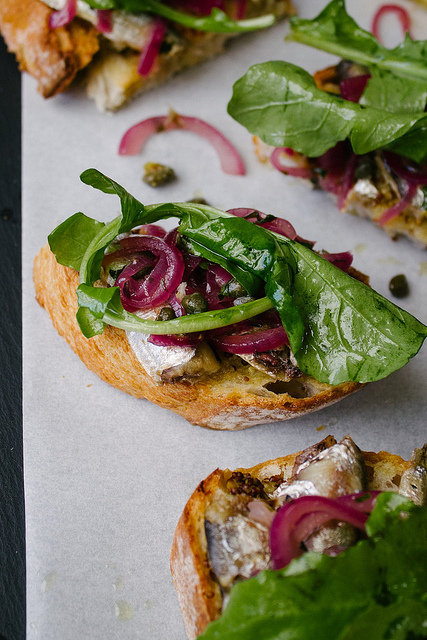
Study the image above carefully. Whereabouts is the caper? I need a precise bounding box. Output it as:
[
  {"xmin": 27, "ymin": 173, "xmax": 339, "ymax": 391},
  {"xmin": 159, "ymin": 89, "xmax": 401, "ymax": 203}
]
[
  {"xmin": 133, "ymin": 266, "xmax": 152, "ymax": 280},
  {"xmin": 354, "ymin": 155, "xmax": 375, "ymax": 180},
  {"xmin": 143, "ymin": 162, "xmax": 176, "ymax": 188},
  {"xmin": 157, "ymin": 306, "xmax": 176, "ymax": 322},
  {"xmin": 336, "ymin": 59, "xmax": 369, "ymax": 81},
  {"xmin": 182, "ymin": 292, "xmax": 208, "ymax": 315},
  {"xmin": 389, "ymin": 274, "xmax": 409, "ymax": 298},
  {"xmin": 108, "ymin": 267, "xmax": 124, "ymax": 282},
  {"xmin": 220, "ymin": 278, "xmax": 248, "ymax": 299},
  {"xmin": 233, "ymin": 296, "xmax": 255, "ymax": 306},
  {"xmin": 186, "ymin": 197, "xmax": 210, "ymax": 205}
]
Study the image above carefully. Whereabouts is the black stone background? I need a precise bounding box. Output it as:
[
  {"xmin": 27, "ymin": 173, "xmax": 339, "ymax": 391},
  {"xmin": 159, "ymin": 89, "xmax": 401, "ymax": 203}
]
[{"xmin": 0, "ymin": 36, "xmax": 26, "ymax": 640}]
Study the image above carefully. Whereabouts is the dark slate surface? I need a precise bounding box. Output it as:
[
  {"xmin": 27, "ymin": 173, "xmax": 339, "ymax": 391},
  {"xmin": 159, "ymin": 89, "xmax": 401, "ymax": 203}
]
[{"xmin": 0, "ymin": 36, "xmax": 26, "ymax": 640}]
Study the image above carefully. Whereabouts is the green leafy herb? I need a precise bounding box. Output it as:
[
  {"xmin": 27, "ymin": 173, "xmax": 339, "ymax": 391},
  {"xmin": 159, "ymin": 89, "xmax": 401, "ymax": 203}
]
[
  {"xmin": 48, "ymin": 212, "xmax": 105, "ymax": 272},
  {"xmin": 289, "ymin": 0, "xmax": 427, "ymax": 83},
  {"xmin": 227, "ymin": 0, "xmax": 427, "ymax": 163},
  {"xmin": 228, "ymin": 61, "xmax": 359, "ymax": 158},
  {"xmin": 48, "ymin": 169, "xmax": 427, "ymax": 384},
  {"xmin": 198, "ymin": 495, "xmax": 427, "ymax": 640},
  {"xmin": 82, "ymin": 0, "xmax": 275, "ymax": 33}
]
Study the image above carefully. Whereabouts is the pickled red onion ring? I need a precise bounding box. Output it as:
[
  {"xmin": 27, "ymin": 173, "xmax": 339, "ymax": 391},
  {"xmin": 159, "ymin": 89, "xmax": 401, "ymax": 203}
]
[
  {"xmin": 337, "ymin": 152, "xmax": 358, "ymax": 210},
  {"xmin": 270, "ymin": 148, "xmax": 313, "ymax": 179},
  {"xmin": 227, "ymin": 207, "xmax": 313, "ymax": 245},
  {"xmin": 211, "ymin": 325, "xmax": 289, "ymax": 354},
  {"xmin": 118, "ymin": 110, "xmax": 246, "ymax": 176},
  {"xmin": 270, "ymin": 494, "xmax": 377, "ymax": 570},
  {"xmin": 95, "ymin": 9, "xmax": 112, "ymax": 33},
  {"xmin": 175, "ymin": 0, "xmax": 225, "ymax": 13},
  {"xmin": 371, "ymin": 4, "xmax": 412, "ymax": 42},
  {"xmin": 378, "ymin": 181, "xmax": 418, "ymax": 226},
  {"xmin": 383, "ymin": 152, "xmax": 427, "ymax": 185},
  {"xmin": 339, "ymin": 75, "xmax": 370, "ymax": 103},
  {"xmin": 321, "ymin": 251, "xmax": 353, "ymax": 273},
  {"xmin": 116, "ymin": 236, "xmax": 185, "ymax": 311},
  {"xmin": 48, "ymin": 0, "xmax": 76, "ymax": 29},
  {"xmin": 148, "ymin": 332, "xmax": 203, "ymax": 347},
  {"xmin": 137, "ymin": 17, "xmax": 167, "ymax": 76}
]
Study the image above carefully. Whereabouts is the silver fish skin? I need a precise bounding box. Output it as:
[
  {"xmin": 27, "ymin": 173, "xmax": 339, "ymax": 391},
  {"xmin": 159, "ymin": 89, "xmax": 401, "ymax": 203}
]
[
  {"xmin": 126, "ymin": 311, "xmax": 197, "ymax": 383},
  {"xmin": 205, "ymin": 515, "xmax": 270, "ymax": 591},
  {"xmin": 273, "ymin": 435, "xmax": 366, "ymax": 503},
  {"xmin": 272, "ymin": 435, "xmax": 367, "ymax": 553},
  {"xmin": 399, "ymin": 444, "xmax": 427, "ymax": 506}
]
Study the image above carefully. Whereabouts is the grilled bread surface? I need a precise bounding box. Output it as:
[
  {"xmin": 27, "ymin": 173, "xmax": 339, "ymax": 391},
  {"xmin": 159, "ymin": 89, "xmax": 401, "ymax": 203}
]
[{"xmin": 33, "ymin": 245, "xmax": 363, "ymax": 429}]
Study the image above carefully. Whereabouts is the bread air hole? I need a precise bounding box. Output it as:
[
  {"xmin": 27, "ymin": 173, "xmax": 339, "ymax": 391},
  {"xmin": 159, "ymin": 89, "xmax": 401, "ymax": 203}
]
[{"xmin": 263, "ymin": 380, "xmax": 313, "ymax": 398}]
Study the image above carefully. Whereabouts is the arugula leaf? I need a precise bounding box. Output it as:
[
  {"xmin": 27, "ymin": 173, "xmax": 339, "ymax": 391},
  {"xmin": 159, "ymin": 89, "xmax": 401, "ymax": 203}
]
[
  {"xmin": 198, "ymin": 497, "xmax": 427, "ymax": 640},
  {"xmin": 49, "ymin": 170, "xmax": 427, "ymax": 385},
  {"xmin": 360, "ymin": 69, "xmax": 427, "ymax": 114},
  {"xmin": 229, "ymin": 0, "xmax": 427, "ymax": 163},
  {"xmin": 227, "ymin": 61, "xmax": 359, "ymax": 157},
  {"xmin": 288, "ymin": 0, "xmax": 427, "ymax": 82},
  {"xmin": 181, "ymin": 237, "xmax": 263, "ymax": 297},
  {"xmin": 289, "ymin": 243, "xmax": 427, "ymax": 384},
  {"xmin": 228, "ymin": 61, "xmax": 427, "ymax": 163},
  {"xmin": 48, "ymin": 212, "xmax": 105, "ymax": 271},
  {"xmin": 82, "ymin": 0, "xmax": 275, "ymax": 32},
  {"xmin": 76, "ymin": 283, "xmax": 273, "ymax": 338}
]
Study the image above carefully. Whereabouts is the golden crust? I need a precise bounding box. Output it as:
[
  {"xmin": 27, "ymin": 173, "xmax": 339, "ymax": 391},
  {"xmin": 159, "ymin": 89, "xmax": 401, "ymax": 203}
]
[
  {"xmin": 170, "ymin": 470, "xmax": 224, "ymax": 640},
  {"xmin": 170, "ymin": 447, "xmax": 410, "ymax": 639},
  {"xmin": 0, "ymin": 0, "xmax": 99, "ymax": 97},
  {"xmin": 1, "ymin": 0, "xmax": 294, "ymax": 108},
  {"xmin": 33, "ymin": 245, "xmax": 363, "ymax": 429}
]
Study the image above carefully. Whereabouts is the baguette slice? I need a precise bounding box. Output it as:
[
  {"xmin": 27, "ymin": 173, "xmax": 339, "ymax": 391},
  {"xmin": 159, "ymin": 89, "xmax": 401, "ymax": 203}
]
[
  {"xmin": 253, "ymin": 63, "xmax": 427, "ymax": 248},
  {"xmin": 170, "ymin": 441, "xmax": 412, "ymax": 639},
  {"xmin": 0, "ymin": 0, "xmax": 293, "ymax": 110},
  {"xmin": 33, "ymin": 245, "xmax": 363, "ymax": 430}
]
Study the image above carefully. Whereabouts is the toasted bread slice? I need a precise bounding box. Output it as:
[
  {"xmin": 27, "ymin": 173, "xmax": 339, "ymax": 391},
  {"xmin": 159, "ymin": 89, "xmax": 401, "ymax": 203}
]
[
  {"xmin": 33, "ymin": 245, "xmax": 363, "ymax": 429},
  {"xmin": 170, "ymin": 441, "xmax": 411, "ymax": 639},
  {"xmin": 0, "ymin": 0, "xmax": 294, "ymax": 109}
]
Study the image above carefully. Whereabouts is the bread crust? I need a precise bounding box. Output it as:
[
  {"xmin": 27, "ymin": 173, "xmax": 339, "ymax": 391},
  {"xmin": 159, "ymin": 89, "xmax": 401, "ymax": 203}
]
[
  {"xmin": 33, "ymin": 245, "xmax": 363, "ymax": 429},
  {"xmin": 0, "ymin": 0, "xmax": 99, "ymax": 97},
  {"xmin": 170, "ymin": 447, "xmax": 411, "ymax": 639},
  {"xmin": 1, "ymin": 0, "xmax": 294, "ymax": 109}
]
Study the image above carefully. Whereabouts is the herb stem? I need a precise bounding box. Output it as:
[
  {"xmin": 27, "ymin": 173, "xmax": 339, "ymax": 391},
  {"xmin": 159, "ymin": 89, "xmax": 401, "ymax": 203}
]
[{"xmin": 104, "ymin": 297, "xmax": 274, "ymax": 334}]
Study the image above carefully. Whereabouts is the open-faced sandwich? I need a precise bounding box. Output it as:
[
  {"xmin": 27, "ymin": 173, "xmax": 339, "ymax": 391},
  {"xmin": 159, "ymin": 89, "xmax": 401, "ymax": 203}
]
[
  {"xmin": 228, "ymin": 0, "xmax": 427, "ymax": 247},
  {"xmin": 33, "ymin": 169, "xmax": 426, "ymax": 428},
  {"xmin": 170, "ymin": 434, "xmax": 427, "ymax": 638},
  {"xmin": 0, "ymin": 0, "xmax": 293, "ymax": 110}
]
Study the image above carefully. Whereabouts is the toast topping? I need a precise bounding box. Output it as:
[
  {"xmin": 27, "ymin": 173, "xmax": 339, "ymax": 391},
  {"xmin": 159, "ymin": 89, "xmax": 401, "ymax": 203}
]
[{"xmin": 399, "ymin": 444, "xmax": 427, "ymax": 506}]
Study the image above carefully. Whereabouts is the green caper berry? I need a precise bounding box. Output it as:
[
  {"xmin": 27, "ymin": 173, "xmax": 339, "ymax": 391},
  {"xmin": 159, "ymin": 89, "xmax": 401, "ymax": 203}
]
[
  {"xmin": 143, "ymin": 162, "xmax": 176, "ymax": 188},
  {"xmin": 220, "ymin": 278, "xmax": 248, "ymax": 299},
  {"xmin": 389, "ymin": 274, "xmax": 409, "ymax": 298},
  {"xmin": 182, "ymin": 292, "xmax": 208, "ymax": 315},
  {"xmin": 186, "ymin": 197, "xmax": 210, "ymax": 205},
  {"xmin": 157, "ymin": 306, "xmax": 177, "ymax": 322},
  {"xmin": 133, "ymin": 266, "xmax": 152, "ymax": 280},
  {"xmin": 233, "ymin": 296, "xmax": 255, "ymax": 306},
  {"xmin": 108, "ymin": 267, "xmax": 124, "ymax": 281},
  {"xmin": 336, "ymin": 60, "xmax": 369, "ymax": 81}
]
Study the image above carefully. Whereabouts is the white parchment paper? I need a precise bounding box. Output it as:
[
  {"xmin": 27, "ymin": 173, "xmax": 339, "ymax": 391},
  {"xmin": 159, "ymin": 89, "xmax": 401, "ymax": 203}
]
[{"xmin": 23, "ymin": 1, "xmax": 427, "ymax": 638}]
